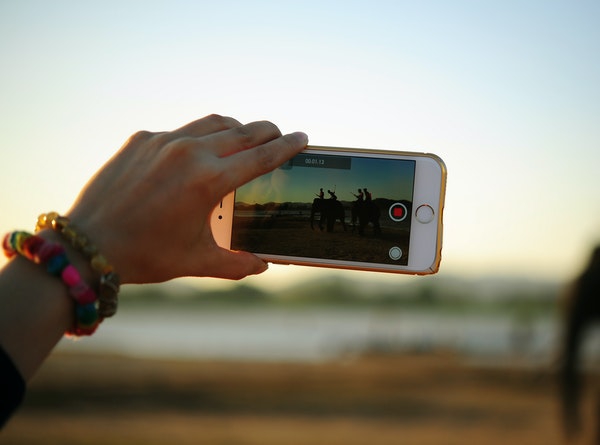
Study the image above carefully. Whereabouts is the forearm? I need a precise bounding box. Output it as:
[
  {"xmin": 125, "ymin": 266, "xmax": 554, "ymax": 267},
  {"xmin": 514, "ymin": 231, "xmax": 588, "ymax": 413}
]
[{"xmin": 0, "ymin": 230, "xmax": 88, "ymax": 381}]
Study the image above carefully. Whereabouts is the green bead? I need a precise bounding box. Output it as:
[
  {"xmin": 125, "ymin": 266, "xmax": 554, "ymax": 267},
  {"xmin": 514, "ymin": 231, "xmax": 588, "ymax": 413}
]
[{"xmin": 76, "ymin": 303, "xmax": 99, "ymax": 325}]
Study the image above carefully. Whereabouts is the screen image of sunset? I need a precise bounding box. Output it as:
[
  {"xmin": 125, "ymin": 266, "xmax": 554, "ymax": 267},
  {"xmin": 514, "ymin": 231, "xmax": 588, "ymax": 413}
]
[
  {"xmin": 231, "ymin": 152, "xmax": 417, "ymax": 265},
  {"xmin": 235, "ymin": 154, "xmax": 415, "ymax": 206}
]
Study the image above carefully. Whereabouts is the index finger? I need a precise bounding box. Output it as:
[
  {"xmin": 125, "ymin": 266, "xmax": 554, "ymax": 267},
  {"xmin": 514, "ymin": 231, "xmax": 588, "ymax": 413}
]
[
  {"xmin": 203, "ymin": 120, "xmax": 283, "ymax": 158},
  {"xmin": 173, "ymin": 114, "xmax": 243, "ymax": 138},
  {"xmin": 220, "ymin": 131, "xmax": 308, "ymax": 191}
]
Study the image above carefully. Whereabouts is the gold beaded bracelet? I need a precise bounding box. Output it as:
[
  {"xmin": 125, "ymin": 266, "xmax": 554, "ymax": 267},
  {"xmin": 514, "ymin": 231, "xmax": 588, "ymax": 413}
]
[{"xmin": 36, "ymin": 212, "xmax": 120, "ymax": 319}]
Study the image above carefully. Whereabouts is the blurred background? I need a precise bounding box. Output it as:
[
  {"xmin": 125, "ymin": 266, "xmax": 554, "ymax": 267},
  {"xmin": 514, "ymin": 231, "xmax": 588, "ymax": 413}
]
[{"xmin": 1, "ymin": 1, "xmax": 599, "ymax": 444}]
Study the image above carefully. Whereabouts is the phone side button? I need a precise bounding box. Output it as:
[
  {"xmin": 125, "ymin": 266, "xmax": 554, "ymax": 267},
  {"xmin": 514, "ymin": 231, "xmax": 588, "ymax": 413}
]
[{"xmin": 415, "ymin": 205, "xmax": 435, "ymax": 224}]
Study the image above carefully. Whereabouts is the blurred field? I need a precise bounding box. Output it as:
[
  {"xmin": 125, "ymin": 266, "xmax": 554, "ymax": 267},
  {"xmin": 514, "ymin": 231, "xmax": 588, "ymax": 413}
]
[{"xmin": 3, "ymin": 351, "xmax": 598, "ymax": 445}]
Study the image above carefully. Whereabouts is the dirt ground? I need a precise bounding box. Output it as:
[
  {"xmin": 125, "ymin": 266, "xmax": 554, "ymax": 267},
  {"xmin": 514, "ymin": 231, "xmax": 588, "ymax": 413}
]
[
  {"xmin": 233, "ymin": 215, "xmax": 410, "ymax": 265},
  {"xmin": 2, "ymin": 352, "xmax": 598, "ymax": 445}
]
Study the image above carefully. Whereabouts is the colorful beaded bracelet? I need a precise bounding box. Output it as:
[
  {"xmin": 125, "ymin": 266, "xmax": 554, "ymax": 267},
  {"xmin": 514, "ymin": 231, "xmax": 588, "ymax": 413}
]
[
  {"xmin": 36, "ymin": 212, "xmax": 120, "ymax": 319},
  {"xmin": 2, "ymin": 231, "xmax": 100, "ymax": 336}
]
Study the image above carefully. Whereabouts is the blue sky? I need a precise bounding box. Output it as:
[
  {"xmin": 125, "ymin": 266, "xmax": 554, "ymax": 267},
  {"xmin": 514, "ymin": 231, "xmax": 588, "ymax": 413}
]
[{"xmin": 1, "ymin": 1, "xmax": 599, "ymax": 286}]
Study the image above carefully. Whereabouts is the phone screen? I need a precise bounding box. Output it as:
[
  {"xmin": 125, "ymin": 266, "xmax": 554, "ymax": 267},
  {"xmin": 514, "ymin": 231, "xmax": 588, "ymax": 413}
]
[{"xmin": 231, "ymin": 151, "xmax": 417, "ymax": 266}]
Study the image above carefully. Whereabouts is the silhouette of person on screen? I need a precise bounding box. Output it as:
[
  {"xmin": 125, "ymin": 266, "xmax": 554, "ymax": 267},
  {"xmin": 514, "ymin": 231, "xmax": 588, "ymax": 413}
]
[{"xmin": 352, "ymin": 188, "xmax": 364, "ymax": 202}]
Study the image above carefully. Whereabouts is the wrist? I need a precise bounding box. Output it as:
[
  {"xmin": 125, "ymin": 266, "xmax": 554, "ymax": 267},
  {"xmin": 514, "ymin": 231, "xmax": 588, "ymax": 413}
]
[
  {"xmin": 36, "ymin": 213, "xmax": 120, "ymax": 320},
  {"xmin": 36, "ymin": 229, "xmax": 97, "ymax": 289},
  {"xmin": 3, "ymin": 229, "xmax": 102, "ymax": 337},
  {"xmin": 0, "ymin": 238, "xmax": 74, "ymax": 380}
]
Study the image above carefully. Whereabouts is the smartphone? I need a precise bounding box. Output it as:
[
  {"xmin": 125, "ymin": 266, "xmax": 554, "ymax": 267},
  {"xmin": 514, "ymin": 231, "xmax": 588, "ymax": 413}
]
[{"xmin": 212, "ymin": 146, "xmax": 446, "ymax": 275}]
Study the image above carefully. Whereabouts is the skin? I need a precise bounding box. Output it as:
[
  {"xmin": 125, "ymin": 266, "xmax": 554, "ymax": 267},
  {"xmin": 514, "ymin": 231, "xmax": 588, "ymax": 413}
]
[{"xmin": 0, "ymin": 114, "xmax": 308, "ymax": 380}]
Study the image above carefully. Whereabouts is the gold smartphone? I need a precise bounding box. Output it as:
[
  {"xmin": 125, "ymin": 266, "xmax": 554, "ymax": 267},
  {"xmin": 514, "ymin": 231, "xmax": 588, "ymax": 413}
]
[{"xmin": 212, "ymin": 146, "xmax": 446, "ymax": 275}]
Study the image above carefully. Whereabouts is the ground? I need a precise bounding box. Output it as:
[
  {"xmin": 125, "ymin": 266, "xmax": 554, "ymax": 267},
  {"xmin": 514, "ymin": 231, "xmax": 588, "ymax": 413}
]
[{"xmin": 4, "ymin": 352, "xmax": 598, "ymax": 444}]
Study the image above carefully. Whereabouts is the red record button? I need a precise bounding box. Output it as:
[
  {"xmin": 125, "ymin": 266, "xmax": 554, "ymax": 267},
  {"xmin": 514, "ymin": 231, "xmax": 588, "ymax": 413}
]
[{"xmin": 389, "ymin": 202, "xmax": 408, "ymax": 222}]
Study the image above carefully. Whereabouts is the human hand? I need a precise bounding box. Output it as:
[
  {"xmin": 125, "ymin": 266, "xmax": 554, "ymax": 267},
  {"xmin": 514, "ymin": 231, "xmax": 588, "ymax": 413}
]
[{"xmin": 65, "ymin": 114, "xmax": 308, "ymax": 283}]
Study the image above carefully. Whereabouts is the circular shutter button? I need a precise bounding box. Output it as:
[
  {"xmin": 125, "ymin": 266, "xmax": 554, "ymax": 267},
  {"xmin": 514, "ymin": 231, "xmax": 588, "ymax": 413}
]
[{"xmin": 389, "ymin": 246, "xmax": 402, "ymax": 261}]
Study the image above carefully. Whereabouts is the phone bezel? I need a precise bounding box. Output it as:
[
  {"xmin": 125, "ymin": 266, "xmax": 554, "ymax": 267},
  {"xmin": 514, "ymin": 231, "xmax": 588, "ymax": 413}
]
[{"xmin": 211, "ymin": 146, "xmax": 446, "ymax": 275}]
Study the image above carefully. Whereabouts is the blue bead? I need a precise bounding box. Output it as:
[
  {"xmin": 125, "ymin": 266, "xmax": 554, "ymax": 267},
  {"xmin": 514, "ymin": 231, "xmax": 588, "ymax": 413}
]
[{"xmin": 46, "ymin": 252, "xmax": 69, "ymax": 276}]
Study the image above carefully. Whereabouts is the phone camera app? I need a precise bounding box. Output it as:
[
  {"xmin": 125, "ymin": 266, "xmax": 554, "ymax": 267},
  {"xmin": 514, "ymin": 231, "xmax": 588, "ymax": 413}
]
[{"xmin": 232, "ymin": 152, "xmax": 416, "ymax": 267}]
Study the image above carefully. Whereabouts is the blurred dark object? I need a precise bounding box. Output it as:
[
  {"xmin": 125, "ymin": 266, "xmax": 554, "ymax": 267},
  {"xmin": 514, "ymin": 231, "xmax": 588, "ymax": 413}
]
[{"xmin": 560, "ymin": 245, "xmax": 600, "ymax": 441}]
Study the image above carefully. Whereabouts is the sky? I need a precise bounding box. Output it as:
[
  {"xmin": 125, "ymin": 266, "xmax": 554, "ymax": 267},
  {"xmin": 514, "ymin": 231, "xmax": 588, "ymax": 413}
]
[
  {"xmin": 236, "ymin": 154, "xmax": 415, "ymax": 204},
  {"xmin": 1, "ymin": 0, "xmax": 599, "ymax": 288}
]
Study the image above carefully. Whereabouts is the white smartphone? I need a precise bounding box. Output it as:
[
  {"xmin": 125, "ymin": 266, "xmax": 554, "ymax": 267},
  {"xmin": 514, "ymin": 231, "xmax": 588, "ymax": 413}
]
[{"xmin": 212, "ymin": 146, "xmax": 447, "ymax": 275}]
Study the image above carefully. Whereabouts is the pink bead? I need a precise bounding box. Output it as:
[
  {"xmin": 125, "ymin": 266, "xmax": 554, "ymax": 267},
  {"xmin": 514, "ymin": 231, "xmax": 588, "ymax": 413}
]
[
  {"xmin": 69, "ymin": 283, "xmax": 97, "ymax": 305},
  {"xmin": 68, "ymin": 282, "xmax": 86, "ymax": 299},
  {"xmin": 79, "ymin": 288, "xmax": 97, "ymax": 306},
  {"xmin": 37, "ymin": 242, "xmax": 63, "ymax": 263},
  {"xmin": 61, "ymin": 265, "xmax": 81, "ymax": 286}
]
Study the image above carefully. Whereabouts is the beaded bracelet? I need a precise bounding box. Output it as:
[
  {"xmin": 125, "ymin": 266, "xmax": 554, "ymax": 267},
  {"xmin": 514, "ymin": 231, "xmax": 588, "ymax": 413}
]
[
  {"xmin": 2, "ymin": 231, "xmax": 100, "ymax": 336},
  {"xmin": 36, "ymin": 212, "xmax": 120, "ymax": 319}
]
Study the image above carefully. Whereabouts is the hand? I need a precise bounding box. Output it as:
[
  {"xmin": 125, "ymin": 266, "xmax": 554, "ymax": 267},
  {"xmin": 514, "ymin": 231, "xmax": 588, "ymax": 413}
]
[{"xmin": 66, "ymin": 114, "xmax": 308, "ymax": 283}]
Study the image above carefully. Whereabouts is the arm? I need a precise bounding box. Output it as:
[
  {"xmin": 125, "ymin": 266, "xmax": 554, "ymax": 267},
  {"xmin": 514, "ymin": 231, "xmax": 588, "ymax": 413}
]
[
  {"xmin": 0, "ymin": 231, "xmax": 80, "ymax": 380},
  {"xmin": 0, "ymin": 114, "xmax": 308, "ymax": 380}
]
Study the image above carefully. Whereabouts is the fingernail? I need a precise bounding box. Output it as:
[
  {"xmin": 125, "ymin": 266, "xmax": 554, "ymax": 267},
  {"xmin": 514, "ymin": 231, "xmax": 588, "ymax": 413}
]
[
  {"xmin": 293, "ymin": 131, "xmax": 309, "ymax": 145},
  {"xmin": 255, "ymin": 260, "xmax": 269, "ymax": 274}
]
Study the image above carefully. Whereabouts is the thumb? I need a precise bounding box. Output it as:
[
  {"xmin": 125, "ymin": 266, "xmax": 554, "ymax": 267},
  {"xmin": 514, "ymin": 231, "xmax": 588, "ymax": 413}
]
[{"xmin": 196, "ymin": 248, "xmax": 269, "ymax": 280}]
